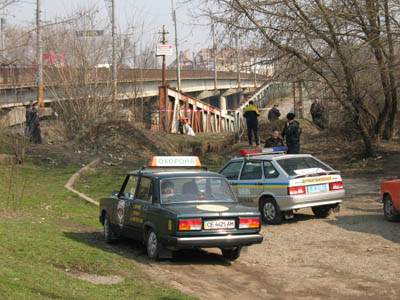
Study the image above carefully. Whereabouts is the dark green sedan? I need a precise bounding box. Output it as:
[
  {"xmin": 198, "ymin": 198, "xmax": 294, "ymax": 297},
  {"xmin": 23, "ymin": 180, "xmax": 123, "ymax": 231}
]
[{"xmin": 99, "ymin": 156, "xmax": 263, "ymax": 261}]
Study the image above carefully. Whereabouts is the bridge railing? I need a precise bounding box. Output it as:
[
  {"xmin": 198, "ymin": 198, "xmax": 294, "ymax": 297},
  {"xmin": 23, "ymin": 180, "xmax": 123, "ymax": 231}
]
[{"xmin": 0, "ymin": 67, "xmax": 264, "ymax": 88}]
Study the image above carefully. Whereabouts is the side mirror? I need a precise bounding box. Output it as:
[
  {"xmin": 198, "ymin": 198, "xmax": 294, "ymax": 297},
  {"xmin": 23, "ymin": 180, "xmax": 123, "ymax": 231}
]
[{"xmin": 112, "ymin": 190, "xmax": 119, "ymax": 197}]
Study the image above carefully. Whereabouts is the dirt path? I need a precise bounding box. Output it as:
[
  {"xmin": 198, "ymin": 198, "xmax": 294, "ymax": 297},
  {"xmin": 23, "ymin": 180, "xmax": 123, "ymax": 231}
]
[{"xmin": 127, "ymin": 185, "xmax": 399, "ymax": 300}]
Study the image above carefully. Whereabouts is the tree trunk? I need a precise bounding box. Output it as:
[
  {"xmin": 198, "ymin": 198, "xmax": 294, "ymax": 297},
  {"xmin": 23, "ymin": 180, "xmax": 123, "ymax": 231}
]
[{"xmin": 357, "ymin": 116, "xmax": 374, "ymax": 157}]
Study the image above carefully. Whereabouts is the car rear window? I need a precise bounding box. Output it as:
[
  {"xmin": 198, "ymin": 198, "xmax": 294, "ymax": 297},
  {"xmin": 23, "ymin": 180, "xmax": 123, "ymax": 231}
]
[
  {"xmin": 160, "ymin": 177, "xmax": 236, "ymax": 203},
  {"xmin": 276, "ymin": 157, "xmax": 332, "ymax": 176}
]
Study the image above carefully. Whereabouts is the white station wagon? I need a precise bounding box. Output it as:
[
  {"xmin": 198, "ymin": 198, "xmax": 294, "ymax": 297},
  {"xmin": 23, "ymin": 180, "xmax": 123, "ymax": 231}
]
[{"xmin": 219, "ymin": 148, "xmax": 345, "ymax": 224}]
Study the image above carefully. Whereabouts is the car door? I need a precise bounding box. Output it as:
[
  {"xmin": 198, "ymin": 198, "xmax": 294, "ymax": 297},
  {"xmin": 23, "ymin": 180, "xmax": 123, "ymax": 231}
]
[
  {"xmin": 262, "ymin": 160, "xmax": 285, "ymax": 197},
  {"xmin": 117, "ymin": 174, "xmax": 139, "ymax": 238},
  {"xmin": 127, "ymin": 176, "xmax": 153, "ymax": 238},
  {"xmin": 219, "ymin": 161, "xmax": 244, "ymax": 195},
  {"xmin": 238, "ymin": 160, "xmax": 263, "ymax": 206},
  {"xmin": 393, "ymin": 179, "xmax": 400, "ymax": 210}
]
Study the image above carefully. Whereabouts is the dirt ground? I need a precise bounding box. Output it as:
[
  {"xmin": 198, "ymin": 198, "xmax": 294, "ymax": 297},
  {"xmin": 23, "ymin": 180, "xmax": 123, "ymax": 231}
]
[
  {"xmin": 87, "ymin": 169, "xmax": 398, "ymax": 300},
  {"xmin": 70, "ymin": 136, "xmax": 399, "ymax": 300},
  {"xmin": 4, "ymin": 99, "xmax": 400, "ymax": 299}
]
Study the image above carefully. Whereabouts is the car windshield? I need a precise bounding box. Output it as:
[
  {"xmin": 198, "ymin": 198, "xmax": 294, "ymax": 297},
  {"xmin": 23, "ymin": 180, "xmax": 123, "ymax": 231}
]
[
  {"xmin": 276, "ymin": 157, "xmax": 332, "ymax": 177},
  {"xmin": 160, "ymin": 177, "xmax": 236, "ymax": 203}
]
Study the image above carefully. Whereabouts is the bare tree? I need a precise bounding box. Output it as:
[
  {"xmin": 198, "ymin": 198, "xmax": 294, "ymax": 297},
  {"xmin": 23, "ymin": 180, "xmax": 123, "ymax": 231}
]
[{"xmin": 191, "ymin": 0, "xmax": 400, "ymax": 156}]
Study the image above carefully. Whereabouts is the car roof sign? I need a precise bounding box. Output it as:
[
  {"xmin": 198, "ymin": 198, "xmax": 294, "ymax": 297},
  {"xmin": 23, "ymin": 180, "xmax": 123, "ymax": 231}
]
[{"xmin": 148, "ymin": 156, "xmax": 202, "ymax": 167}]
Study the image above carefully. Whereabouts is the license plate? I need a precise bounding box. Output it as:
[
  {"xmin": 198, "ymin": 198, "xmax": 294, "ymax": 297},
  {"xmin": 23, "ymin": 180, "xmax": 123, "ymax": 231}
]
[
  {"xmin": 307, "ymin": 184, "xmax": 328, "ymax": 193},
  {"xmin": 204, "ymin": 219, "xmax": 235, "ymax": 230}
]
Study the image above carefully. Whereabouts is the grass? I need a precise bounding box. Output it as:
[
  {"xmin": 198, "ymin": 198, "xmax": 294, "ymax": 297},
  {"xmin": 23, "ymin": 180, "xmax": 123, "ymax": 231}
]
[{"xmin": 0, "ymin": 161, "xmax": 196, "ymax": 300}]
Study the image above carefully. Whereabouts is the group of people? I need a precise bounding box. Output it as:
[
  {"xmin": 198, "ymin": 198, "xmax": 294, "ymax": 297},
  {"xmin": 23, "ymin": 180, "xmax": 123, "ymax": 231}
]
[
  {"xmin": 25, "ymin": 102, "xmax": 42, "ymax": 144},
  {"xmin": 243, "ymin": 101, "xmax": 302, "ymax": 154}
]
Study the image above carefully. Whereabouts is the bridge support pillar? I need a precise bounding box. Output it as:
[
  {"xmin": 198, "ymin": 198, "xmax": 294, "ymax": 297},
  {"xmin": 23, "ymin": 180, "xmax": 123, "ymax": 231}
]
[{"xmin": 219, "ymin": 96, "xmax": 227, "ymax": 110}]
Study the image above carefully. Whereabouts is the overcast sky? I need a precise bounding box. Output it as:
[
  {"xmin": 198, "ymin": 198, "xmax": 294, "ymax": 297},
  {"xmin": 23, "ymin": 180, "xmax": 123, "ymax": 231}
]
[{"xmin": 4, "ymin": 0, "xmax": 211, "ymax": 63}]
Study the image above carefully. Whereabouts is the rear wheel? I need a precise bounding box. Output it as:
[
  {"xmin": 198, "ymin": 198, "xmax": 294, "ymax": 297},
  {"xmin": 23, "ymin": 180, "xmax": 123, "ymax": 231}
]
[
  {"xmin": 260, "ymin": 197, "xmax": 283, "ymax": 224},
  {"xmin": 312, "ymin": 205, "xmax": 332, "ymax": 218},
  {"xmin": 221, "ymin": 247, "xmax": 242, "ymax": 261},
  {"xmin": 146, "ymin": 229, "xmax": 160, "ymax": 260},
  {"xmin": 383, "ymin": 195, "xmax": 400, "ymax": 222}
]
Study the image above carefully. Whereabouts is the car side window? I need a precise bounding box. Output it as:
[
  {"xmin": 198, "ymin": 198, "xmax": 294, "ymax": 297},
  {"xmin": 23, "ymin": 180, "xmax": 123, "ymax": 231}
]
[
  {"xmin": 263, "ymin": 161, "xmax": 279, "ymax": 179},
  {"xmin": 136, "ymin": 177, "xmax": 153, "ymax": 202},
  {"xmin": 122, "ymin": 175, "xmax": 138, "ymax": 199},
  {"xmin": 240, "ymin": 161, "xmax": 262, "ymax": 180},
  {"xmin": 220, "ymin": 161, "xmax": 243, "ymax": 180}
]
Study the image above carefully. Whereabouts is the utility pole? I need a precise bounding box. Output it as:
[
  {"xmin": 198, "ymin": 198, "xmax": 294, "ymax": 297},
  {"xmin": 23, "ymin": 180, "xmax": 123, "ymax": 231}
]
[
  {"xmin": 1, "ymin": 18, "xmax": 5, "ymax": 51},
  {"xmin": 253, "ymin": 58, "xmax": 257, "ymax": 88},
  {"xmin": 171, "ymin": 0, "xmax": 181, "ymax": 91},
  {"xmin": 158, "ymin": 25, "xmax": 169, "ymax": 131},
  {"xmin": 36, "ymin": 0, "xmax": 44, "ymax": 107},
  {"xmin": 161, "ymin": 25, "xmax": 167, "ymax": 88},
  {"xmin": 112, "ymin": 0, "xmax": 117, "ymax": 102},
  {"xmin": 235, "ymin": 35, "xmax": 241, "ymax": 89},
  {"xmin": 212, "ymin": 22, "xmax": 217, "ymax": 90}
]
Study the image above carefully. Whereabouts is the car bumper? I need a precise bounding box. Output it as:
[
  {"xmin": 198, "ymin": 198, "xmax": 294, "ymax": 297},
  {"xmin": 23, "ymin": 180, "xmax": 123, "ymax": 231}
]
[
  {"xmin": 165, "ymin": 234, "xmax": 263, "ymax": 249},
  {"xmin": 277, "ymin": 190, "xmax": 345, "ymax": 211}
]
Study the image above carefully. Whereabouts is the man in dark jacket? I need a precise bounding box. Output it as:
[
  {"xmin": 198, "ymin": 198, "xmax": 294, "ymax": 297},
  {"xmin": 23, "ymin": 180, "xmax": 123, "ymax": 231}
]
[
  {"xmin": 243, "ymin": 101, "xmax": 260, "ymax": 146},
  {"xmin": 282, "ymin": 113, "xmax": 301, "ymax": 154},
  {"xmin": 268, "ymin": 104, "xmax": 281, "ymax": 121},
  {"xmin": 310, "ymin": 100, "xmax": 325, "ymax": 129},
  {"xmin": 28, "ymin": 102, "xmax": 42, "ymax": 144},
  {"xmin": 264, "ymin": 129, "xmax": 284, "ymax": 148}
]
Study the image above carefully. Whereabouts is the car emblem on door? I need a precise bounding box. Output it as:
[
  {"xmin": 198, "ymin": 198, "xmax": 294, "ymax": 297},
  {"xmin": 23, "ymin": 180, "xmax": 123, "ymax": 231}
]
[{"xmin": 117, "ymin": 200, "xmax": 125, "ymax": 228}]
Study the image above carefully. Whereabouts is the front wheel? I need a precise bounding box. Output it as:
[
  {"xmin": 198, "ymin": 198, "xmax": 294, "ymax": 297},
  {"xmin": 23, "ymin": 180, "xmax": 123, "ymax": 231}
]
[
  {"xmin": 260, "ymin": 197, "xmax": 283, "ymax": 224},
  {"xmin": 383, "ymin": 195, "xmax": 400, "ymax": 222},
  {"xmin": 104, "ymin": 214, "xmax": 117, "ymax": 243},
  {"xmin": 312, "ymin": 205, "xmax": 332, "ymax": 218},
  {"xmin": 146, "ymin": 229, "xmax": 160, "ymax": 260},
  {"xmin": 221, "ymin": 247, "xmax": 242, "ymax": 261}
]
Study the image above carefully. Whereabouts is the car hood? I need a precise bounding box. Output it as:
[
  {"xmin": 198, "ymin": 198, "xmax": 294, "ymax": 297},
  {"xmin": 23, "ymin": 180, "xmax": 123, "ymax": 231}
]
[{"xmin": 162, "ymin": 202, "xmax": 260, "ymax": 218}]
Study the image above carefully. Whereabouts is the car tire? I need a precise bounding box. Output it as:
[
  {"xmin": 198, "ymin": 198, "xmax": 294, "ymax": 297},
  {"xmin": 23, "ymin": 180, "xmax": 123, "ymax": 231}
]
[
  {"xmin": 260, "ymin": 197, "xmax": 283, "ymax": 224},
  {"xmin": 312, "ymin": 205, "xmax": 332, "ymax": 218},
  {"xmin": 383, "ymin": 195, "xmax": 400, "ymax": 222},
  {"xmin": 146, "ymin": 229, "xmax": 160, "ymax": 260},
  {"xmin": 221, "ymin": 247, "xmax": 242, "ymax": 261},
  {"xmin": 104, "ymin": 213, "xmax": 116, "ymax": 243}
]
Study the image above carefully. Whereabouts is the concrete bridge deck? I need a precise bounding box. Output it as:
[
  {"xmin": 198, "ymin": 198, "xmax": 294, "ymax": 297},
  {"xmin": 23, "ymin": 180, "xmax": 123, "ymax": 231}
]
[{"xmin": 0, "ymin": 68, "xmax": 266, "ymax": 109}]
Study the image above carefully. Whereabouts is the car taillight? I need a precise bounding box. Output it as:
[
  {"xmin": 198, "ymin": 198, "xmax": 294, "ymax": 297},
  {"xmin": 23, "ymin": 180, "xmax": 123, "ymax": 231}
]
[
  {"xmin": 239, "ymin": 217, "xmax": 260, "ymax": 229},
  {"xmin": 288, "ymin": 186, "xmax": 306, "ymax": 195},
  {"xmin": 178, "ymin": 219, "xmax": 202, "ymax": 231},
  {"xmin": 329, "ymin": 181, "xmax": 344, "ymax": 190}
]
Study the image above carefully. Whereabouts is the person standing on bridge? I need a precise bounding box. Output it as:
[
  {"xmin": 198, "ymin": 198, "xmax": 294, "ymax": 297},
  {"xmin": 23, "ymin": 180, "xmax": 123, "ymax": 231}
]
[{"xmin": 243, "ymin": 100, "xmax": 260, "ymax": 147}]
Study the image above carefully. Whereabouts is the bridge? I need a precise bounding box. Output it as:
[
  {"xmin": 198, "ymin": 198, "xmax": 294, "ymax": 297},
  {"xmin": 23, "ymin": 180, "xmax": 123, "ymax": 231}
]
[
  {"xmin": 0, "ymin": 68, "xmax": 264, "ymax": 109},
  {"xmin": 0, "ymin": 67, "xmax": 290, "ymax": 133}
]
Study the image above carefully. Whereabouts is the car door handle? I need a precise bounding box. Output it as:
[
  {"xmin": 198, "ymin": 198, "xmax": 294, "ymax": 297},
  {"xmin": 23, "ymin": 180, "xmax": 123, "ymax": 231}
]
[{"xmin": 257, "ymin": 182, "xmax": 263, "ymax": 186}]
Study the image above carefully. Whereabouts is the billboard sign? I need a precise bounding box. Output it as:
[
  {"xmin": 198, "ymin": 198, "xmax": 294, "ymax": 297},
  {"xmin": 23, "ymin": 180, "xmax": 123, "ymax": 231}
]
[
  {"xmin": 156, "ymin": 44, "xmax": 173, "ymax": 56},
  {"xmin": 75, "ymin": 30, "xmax": 104, "ymax": 37}
]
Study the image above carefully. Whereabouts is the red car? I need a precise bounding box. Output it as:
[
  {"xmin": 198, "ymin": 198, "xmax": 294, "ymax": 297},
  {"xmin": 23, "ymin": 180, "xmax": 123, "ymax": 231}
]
[{"xmin": 381, "ymin": 178, "xmax": 400, "ymax": 221}]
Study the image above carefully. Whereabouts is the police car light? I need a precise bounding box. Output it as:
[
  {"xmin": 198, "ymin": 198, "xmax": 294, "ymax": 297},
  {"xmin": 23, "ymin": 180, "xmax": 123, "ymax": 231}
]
[
  {"xmin": 148, "ymin": 156, "xmax": 201, "ymax": 167},
  {"xmin": 239, "ymin": 147, "xmax": 288, "ymax": 156}
]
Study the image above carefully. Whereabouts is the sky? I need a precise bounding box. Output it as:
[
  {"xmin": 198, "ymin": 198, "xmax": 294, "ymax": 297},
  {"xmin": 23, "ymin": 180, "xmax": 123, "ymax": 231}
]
[{"xmin": 3, "ymin": 0, "xmax": 211, "ymax": 63}]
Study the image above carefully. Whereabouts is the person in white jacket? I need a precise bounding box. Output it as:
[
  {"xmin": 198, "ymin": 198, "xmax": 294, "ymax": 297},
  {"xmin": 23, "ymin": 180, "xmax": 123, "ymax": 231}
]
[{"xmin": 185, "ymin": 121, "xmax": 195, "ymax": 136}]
